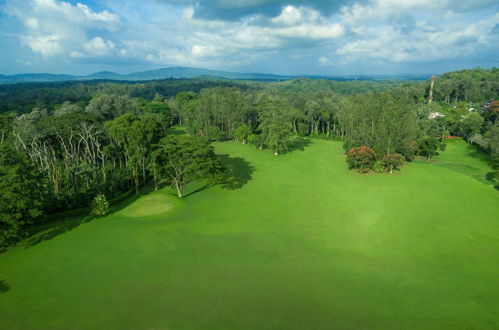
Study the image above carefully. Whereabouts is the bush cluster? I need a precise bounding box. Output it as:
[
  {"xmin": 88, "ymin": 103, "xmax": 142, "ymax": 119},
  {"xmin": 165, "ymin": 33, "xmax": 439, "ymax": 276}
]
[{"xmin": 347, "ymin": 146, "xmax": 404, "ymax": 174}]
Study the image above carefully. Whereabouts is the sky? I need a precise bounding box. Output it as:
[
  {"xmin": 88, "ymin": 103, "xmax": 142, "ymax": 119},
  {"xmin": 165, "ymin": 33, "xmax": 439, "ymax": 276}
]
[{"xmin": 0, "ymin": 0, "xmax": 498, "ymax": 76}]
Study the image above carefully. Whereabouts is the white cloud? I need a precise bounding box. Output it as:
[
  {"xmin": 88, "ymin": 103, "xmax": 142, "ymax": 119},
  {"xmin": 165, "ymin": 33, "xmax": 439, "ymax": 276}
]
[
  {"xmin": 178, "ymin": 5, "xmax": 344, "ymax": 55},
  {"xmin": 318, "ymin": 56, "xmax": 332, "ymax": 65},
  {"xmin": 75, "ymin": 3, "xmax": 119, "ymax": 23},
  {"xmin": 23, "ymin": 34, "xmax": 63, "ymax": 57},
  {"xmin": 336, "ymin": 2, "xmax": 499, "ymax": 63},
  {"xmin": 1, "ymin": 0, "xmax": 497, "ymax": 74},
  {"xmin": 107, "ymin": 4, "xmax": 345, "ymax": 69},
  {"xmin": 4, "ymin": 0, "xmax": 121, "ymax": 58},
  {"xmin": 271, "ymin": 5, "xmax": 304, "ymax": 25},
  {"xmin": 191, "ymin": 45, "xmax": 217, "ymax": 57},
  {"xmin": 70, "ymin": 37, "xmax": 116, "ymax": 58}
]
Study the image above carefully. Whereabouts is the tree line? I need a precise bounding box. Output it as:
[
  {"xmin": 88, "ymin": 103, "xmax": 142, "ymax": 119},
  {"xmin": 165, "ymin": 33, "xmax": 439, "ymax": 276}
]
[
  {"xmin": 1, "ymin": 67, "xmax": 498, "ymax": 249},
  {"xmin": 0, "ymin": 94, "xmax": 224, "ymax": 249}
]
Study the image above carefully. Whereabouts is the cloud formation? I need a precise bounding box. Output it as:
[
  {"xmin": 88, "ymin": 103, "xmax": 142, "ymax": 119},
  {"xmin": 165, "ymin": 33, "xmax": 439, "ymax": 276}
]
[
  {"xmin": 156, "ymin": 0, "xmax": 359, "ymax": 20},
  {"xmin": 0, "ymin": 0, "xmax": 497, "ymax": 75},
  {"xmin": 3, "ymin": 0, "xmax": 120, "ymax": 61}
]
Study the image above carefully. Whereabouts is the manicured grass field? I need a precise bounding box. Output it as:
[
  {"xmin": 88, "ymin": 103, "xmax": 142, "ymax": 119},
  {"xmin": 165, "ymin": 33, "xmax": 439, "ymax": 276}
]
[
  {"xmin": 1, "ymin": 139, "xmax": 498, "ymax": 329},
  {"xmin": 431, "ymin": 138, "xmax": 495, "ymax": 186}
]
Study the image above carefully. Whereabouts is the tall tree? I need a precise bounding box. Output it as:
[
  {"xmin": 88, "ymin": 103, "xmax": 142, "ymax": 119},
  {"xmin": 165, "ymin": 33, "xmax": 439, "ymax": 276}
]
[
  {"xmin": 0, "ymin": 143, "xmax": 43, "ymax": 249},
  {"xmin": 85, "ymin": 94, "xmax": 139, "ymax": 121},
  {"xmin": 153, "ymin": 135, "xmax": 224, "ymax": 198},
  {"xmin": 419, "ymin": 137, "xmax": 440, "ymax": 160},
  {"xmin": 105, "ymin": 114, "xmax": 165, "ymax": 194},
  {"xmin": 339, "ymin": 91, "xmax": 419, "ymax": 159},
  {"xmin": 258, "ymin": 100, "xmax": 294, "ymax": 155}
]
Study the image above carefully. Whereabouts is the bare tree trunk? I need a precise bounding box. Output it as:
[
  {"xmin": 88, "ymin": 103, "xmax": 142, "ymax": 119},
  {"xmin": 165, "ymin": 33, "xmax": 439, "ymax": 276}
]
[
  {"xmin": 428, "ymin": 75, "xmax": 435, "ymax": 104},
  {"xmin": 175, "ymin": 181, "xmax": 183, "ymax": 198}
]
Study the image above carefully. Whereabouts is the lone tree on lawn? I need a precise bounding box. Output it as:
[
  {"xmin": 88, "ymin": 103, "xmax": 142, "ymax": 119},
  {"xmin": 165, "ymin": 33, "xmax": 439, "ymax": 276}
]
[
  {"xmin": 153, "ymin": 135, "xmax": 224, "ymax": 198},
  {"xmin": 347, "ymin": 146, "xmax": 377, "ymax": 172}
]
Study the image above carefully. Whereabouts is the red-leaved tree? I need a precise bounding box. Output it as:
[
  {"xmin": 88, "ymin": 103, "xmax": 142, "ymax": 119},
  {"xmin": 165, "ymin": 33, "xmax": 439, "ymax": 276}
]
[{"xmin": 347, "ymin": 146, "xmax": 376, "ymax": 172}]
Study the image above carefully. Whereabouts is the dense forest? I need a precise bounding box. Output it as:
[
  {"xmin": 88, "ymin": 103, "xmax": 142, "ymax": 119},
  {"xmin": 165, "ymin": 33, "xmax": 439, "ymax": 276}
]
[{"xmin": 0, "ymin": 67, "xmax": 498, "ymax": 249}]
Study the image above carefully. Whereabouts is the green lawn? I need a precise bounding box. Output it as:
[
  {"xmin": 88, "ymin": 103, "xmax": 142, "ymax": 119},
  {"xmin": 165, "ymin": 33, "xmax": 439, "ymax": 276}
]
[
  {"xmin": 429, "ymin": 138, "xmax": 495, "ymax": 186},
  {"xmin": 1, "ymin": 139, "xmax": 498, "ymax": 329}
]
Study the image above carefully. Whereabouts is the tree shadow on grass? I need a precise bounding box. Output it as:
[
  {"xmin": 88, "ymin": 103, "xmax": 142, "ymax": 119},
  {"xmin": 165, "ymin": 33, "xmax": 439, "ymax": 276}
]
[
  {"xmin": 282, "ymin": 137, "xmax": 312, "ymax": 154},
  {"xmin": 0, "ymin": 280, "xmax": 10, "ymax": 293},
  {"xmin": 182, "ymin": 183, "xmax": 212, "ymax": 198},
  {"xmin": 23, "ymin": 186, "xmax": 155, "ymax": 248},
  {"xmin": 485, "ymin": 172, "xmax": 499, "ymax": 191},
  {"xmin": 23, "ymin": 214, "xmax": 95, "ymax": 248},
  {"xmin": 465, "ymin": 142, "xmax": 494, "ymax": 166},
  {"xmin": 218, "ymin": 154, "xmax": 255, "ymax": 190}
]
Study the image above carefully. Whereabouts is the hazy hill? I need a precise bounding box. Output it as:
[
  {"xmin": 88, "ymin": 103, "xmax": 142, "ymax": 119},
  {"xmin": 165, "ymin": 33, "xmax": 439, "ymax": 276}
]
[{"xmin": 0, "ymin": 66, "xmax": 431, "ymax": 84}]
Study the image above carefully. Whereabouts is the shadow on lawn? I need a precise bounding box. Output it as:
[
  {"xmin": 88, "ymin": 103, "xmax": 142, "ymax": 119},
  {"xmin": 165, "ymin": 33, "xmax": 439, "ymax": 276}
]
[
  {"xmin": 175, "ymin": 155, "xmax": 255, "ymax": 197},
  {"xmin": 282, "ymin": 137, "xmax": 312, "ymax": 154},
  {"xmin": 23, "ymin": 214, "xmax": 94, "ymax": 248},
  {"xmin": 486, "ymin": 172, "xmax": 499, "ymax": 191},
  {"xmin": 465, "ymin": 143, "xmax": 493, "ymax": 165},
  {"xmin": 182, "ymin": 183, "xmax": 212, "ymax": 198},
  {"xmin": 23, "ymin": 186, "xmax": 154, "ymax": 247},
  {"xmin": 218, "ymin": 154, "xmax": 255, "ymax": 190},
  {"xmin": 0, "ymin": 280, "xmax": 10, "ymax": 293}
]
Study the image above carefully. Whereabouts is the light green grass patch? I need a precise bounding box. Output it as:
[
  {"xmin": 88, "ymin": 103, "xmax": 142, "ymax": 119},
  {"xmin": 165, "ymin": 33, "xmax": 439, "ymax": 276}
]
[{"xmin": 117, "ymin": 193, "xmax": 176, "ymax": 218}]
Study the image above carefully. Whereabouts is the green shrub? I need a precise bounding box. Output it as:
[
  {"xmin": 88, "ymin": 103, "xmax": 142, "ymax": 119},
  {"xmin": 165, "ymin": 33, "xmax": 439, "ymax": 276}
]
[
  {"xmin": 359, "ymin": 167, "xmax": 371, "ymax": 174},
  {"xmin": 91, "ymin": 194, "xmax": 109, "ymax": 217},
  {"xmin": 372, "ymin": 161, "xmax": 385, "ymax": 173}
]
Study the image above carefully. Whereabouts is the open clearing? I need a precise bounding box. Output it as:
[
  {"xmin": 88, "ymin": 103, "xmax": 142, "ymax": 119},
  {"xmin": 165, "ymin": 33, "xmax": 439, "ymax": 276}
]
[{"xmin": 0, "ymin": 139, "xmax": 498, "ymax": 329}]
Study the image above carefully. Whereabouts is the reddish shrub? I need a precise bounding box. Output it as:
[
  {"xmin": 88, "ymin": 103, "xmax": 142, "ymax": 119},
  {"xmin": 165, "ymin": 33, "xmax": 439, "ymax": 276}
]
[{"xmin": 347, "ymin": 146, "xmax": 376, "ymax": 172}]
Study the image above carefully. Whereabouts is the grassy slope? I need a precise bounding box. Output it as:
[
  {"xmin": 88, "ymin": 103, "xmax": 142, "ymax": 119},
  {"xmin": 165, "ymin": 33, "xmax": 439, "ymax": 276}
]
[
  {"xmin": 430, "ymin": 139, "xmax": 495, "ymax": 185},
  {"xmin": 0, "ymin": 139, "xmax": 498, "ymax": 329}
]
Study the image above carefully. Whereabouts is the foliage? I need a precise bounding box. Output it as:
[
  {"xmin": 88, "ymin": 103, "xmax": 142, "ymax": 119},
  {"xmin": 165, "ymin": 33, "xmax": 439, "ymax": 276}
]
[
  {"xmin": 339, "ymin": 91, "xmax": 420, "ymax": 159},
  {"xmin": 431, "ymin": 67, "xmax": 499, "ymax": 103},
  {"xmin": 179, "ymin": 87, "xmax": 244, "ymax": 139},
  {"xmin": 371, "ymin": 161, "xmax": 385, "ymax": 173},
  {"xmin": 247, "ymin": 133, "xmax": 263, "ymax": 149},
  {"xmin": 461, "ymin": 112, "xmax": 484, "ymax": 138},
  {"xmin": 90, "ymin": 194, "xmax": 109, "ymax": 216},
  {"xmin": 233, "ymin": 124, "xmax": 252, "ymax": 144},
  {"xmin": 0, "ymin": 143, "xmax": 43, "ymax": 249},
  {"xmin": 85, "ymin": 94, "xmax": 139, "ymax": 120},
  {"xmin": 0, "ymin": 67, "xmax": 497, "ymax": 243},
  {"xmin": 105, "ymin": 113, "xmax": 166, "ymax": 194},
  {"xmin": 481, "ymin": 100, "xmax": 499, "ymax": 123},
  {"xmin": 153, "ymin": 135, "xmax": 224, "ymax": 198},
  {"xmin": 381, "ymin": 153, "xmax": 405, "ymax": 173},
  {"xmin": 419, "ymin": 136, "xmax": 440, "ymax": 159},
  {"xmin": 258, "ymin": 100, "xmax": 294, "ymax": 154},
  {"xmin": 347, "ymin": 146, "xmax": 377, "ymax": 172}
]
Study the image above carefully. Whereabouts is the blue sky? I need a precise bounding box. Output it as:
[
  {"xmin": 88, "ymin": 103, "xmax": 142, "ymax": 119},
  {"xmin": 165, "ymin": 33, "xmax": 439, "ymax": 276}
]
[{"xmin": 0, "ymin": 0, "xmax": 498, "ymax": 75}]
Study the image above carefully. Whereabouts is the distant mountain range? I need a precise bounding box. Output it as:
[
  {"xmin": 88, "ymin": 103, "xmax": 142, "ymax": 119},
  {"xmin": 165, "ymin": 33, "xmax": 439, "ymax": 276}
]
[{"xmin": 0, "ymin": 66, "xmax": 431, "ymax": 84}]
